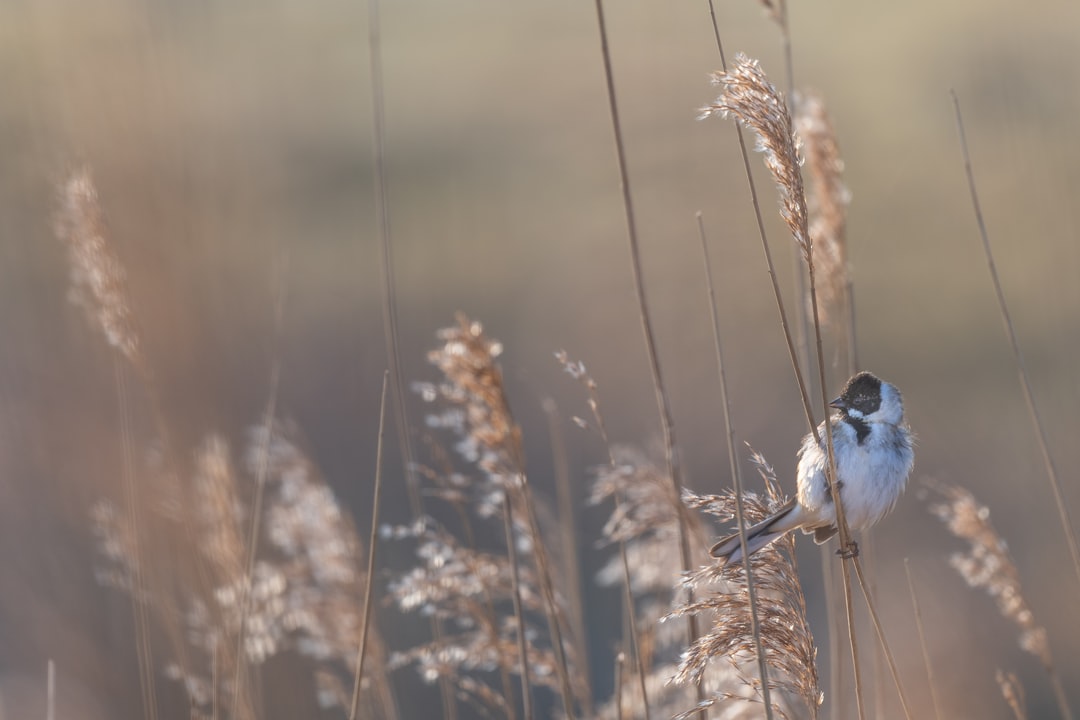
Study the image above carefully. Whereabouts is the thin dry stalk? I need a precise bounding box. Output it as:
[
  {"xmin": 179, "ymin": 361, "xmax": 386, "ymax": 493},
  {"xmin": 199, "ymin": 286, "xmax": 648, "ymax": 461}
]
[
  {"xmin": 695, "ymin": 213, "xmax": 773, "ymax": 717},
  {"xmin": 615, "ymin": 652, "xmax": 626, "ymax": 720},
  {"xmin": 543, "ymin": 399, "xmax": 593, "ymax": 714},
  {"xmin": 114, "ymin": 359, "xmax": 159, "ymax": 720},
  {"xmin": 950, "ymin": 91, "xmax": 1080, "ymax": 593},
  {"xmin": 229, "ymin": 353, "xmax": 281, "ymax": 720},
  {"xmin": 556, "ymin": 353, "xmax": 651, "ymax": 718},
  {"xmin": 848, "ymin": 559, "xmax": 913, "ymax": 719},
  {"xmin": 367, "ymin": 0, "xmax": 420, "ymax": 516},
  {"xmin": 997, "ymin": 670, "xmax": 1028, "ymax": 720},
  {"xmin": 903, "ymin": 559, "xmax": 942, "ymax": 720},
  {"xmin": 350, "ymin": 373, "xmax": 389, "ymax": 719},
  {"xmin": 929, "ymin": 482, "xmax": 1073, "ymax": 720},
  {"xmin": 756, "ymin": 0, "xmax": 796, "ymax": 103},
  {"xmin": 47, "ymin": 660, "xmax": 55, "ymax": 720},
  {"xmin": 368, "ymin": 0, "xmax": 455, "ymax": 713},
  {"xmin": 591, "ymin": 0, "xmax": 700, "ymax": 665},
  {"xmin": 504, "ymin": 490, "xmax": 535, "ymax": 720}
]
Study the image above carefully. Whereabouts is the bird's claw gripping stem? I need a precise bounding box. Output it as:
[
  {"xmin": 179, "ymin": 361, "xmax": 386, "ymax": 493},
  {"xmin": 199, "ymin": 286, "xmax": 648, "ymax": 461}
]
[{"xmin": 836, "ymin": 541, "xmax": 860, "ymax": 560}]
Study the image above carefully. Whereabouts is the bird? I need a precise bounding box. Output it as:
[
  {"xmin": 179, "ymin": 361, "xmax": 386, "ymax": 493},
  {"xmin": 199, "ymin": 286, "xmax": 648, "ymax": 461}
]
[{"xmin": 710, "ymin": 371, "xmax": 915, "ymax": 566}]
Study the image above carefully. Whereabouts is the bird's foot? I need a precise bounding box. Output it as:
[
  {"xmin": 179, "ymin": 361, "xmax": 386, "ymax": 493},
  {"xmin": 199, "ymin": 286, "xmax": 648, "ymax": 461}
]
[{"xmin": 836, "ymin": 541, "xmax": 860, "ymax": 560}]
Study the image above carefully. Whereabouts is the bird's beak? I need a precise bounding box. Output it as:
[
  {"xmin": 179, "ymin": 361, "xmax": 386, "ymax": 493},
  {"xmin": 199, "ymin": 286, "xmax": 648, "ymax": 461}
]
[{"xmin": 829, "ymin": 396, "xmax": 846, "ymax": 410}]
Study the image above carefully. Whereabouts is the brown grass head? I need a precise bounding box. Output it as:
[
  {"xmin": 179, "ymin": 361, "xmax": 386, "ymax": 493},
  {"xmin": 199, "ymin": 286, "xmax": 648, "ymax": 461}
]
[
  {"xmin": 996, "ymin": 669, "xmax": 1028, "ymax": 720},
  {"xmin": 795, "ymin": 93, "xmax": 851, "ymax": 327},
  {"xmin": 671, "ymin": 450, "xmax": 820, "ymax": 719},
  {"xmin": 701, "ymin": 54, "xmax": 810, "ymax": 261},
  {"xmin": 384, "ymin": 517, "xmax": 582, "ymax": 714},
  {"xmin": 55, "ymin": 167, "xmax": 142, "ymax": 367},
  {"xmin": 92, "ymin": 423, "xmax": 396, "ymax": 717},
  {"xmin": 927, "ymin": 481, "xmax": 1050, "ymax": 666},
  {"xmin": 428, "ymin": 313, "xmax": 524, "ymax": 483}
]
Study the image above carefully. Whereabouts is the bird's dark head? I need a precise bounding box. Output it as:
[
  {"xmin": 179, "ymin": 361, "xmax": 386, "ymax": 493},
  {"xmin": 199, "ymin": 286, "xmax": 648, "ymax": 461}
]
[{"xmin": 830, "ymin": 371, "xmax": 904, "ymax": 425}]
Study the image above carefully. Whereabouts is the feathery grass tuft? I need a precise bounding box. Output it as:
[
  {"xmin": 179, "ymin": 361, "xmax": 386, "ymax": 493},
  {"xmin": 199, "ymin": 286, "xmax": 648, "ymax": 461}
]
[
  {"xmin": 55, "ymin": 167, "xmax": 142, "ymax": 366},
  {"xmin": 670, "ymin": 452, "xmax": 820, "ymax": 720},
  {"xmin": 795, "ymin": 93, "xmax": 851, "ymax": 336},
  {"xmin": 398, "ymin": 315, "xmax": 583, "ymax": 718},
  {"xmin": 701, "ymin": 55, "xmax": 809, "ymax": 261},
  {"xmin": 928, "ymin": 481, "xmax": 1073, "ymax": 720},
  {"xmin": 996, "ymin": 670, "xmax": 1028, "ymax": 720}
]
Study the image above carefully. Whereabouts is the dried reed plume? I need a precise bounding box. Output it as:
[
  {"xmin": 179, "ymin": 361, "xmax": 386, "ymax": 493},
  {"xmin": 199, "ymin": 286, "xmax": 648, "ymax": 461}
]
[
  {"xmin": 795, "ymin": 93, "xmax": 851, "ymax": 330},
  {"xmin": 405, "ymin": 314, "xmax": 581, "ymax": 717},
  {"xmin": 93, "ymin": 425, "xmax": 398, "ymax": 718},
  {"xmin": 384, "ymin": 517, "xmax": 583, "ymax": 716},
  {"xmin": 996, "ymin": 670, "xmax": 1028, "ymax": 720},
  {"xmin": 586, "ymin": 445, "xmax": 705, "ymax": 720},
  {"xmin": 669, "ymin": 452, "xmax": 820, "ymax": 720},
  {"xmin": 701, "ymin": 54, "xmax": 809, "ymax": 260},
  {"xmin": 928, "ymin": 482, "xmax": 1073, "ymax": 720},
  {"xmin": 55, "ymin": 167, "xmax": 142, "ymax": 367},
  {"xmin": 591, "ymin": 445, "xmax": 705, "ymax": 596}
]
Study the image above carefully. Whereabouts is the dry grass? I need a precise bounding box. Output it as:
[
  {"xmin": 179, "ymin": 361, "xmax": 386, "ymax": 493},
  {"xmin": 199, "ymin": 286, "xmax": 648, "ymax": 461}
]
[
  {"xmin": 669, "ymin": 453, "xmax": 820, "ymax": 720},
  {"xmin": 929, "ymin": 481, "xmax": 1073, "ymax": 720},
  {"xmin": 25, "ymin": 4, "xmax": 1080, "ymax": 720}
]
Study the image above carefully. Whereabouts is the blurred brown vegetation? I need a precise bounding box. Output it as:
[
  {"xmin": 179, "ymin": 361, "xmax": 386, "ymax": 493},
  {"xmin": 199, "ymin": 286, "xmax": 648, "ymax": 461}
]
[{"xmin": 2, "ymin": 0, "xmax": 1080, "ymax": 717}]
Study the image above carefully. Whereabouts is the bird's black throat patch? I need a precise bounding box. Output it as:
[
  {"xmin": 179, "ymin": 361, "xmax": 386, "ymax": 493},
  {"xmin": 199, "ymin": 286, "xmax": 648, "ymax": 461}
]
[{"xmin": 845, "ymin": 415, "xmax": 871, "ymax": 444}]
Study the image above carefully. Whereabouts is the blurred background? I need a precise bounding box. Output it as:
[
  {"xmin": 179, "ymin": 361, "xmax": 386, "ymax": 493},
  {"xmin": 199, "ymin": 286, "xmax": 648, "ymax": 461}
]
[{"xmin": 3, "ymin": 0, "xmax": 1080, "ymax": 717}]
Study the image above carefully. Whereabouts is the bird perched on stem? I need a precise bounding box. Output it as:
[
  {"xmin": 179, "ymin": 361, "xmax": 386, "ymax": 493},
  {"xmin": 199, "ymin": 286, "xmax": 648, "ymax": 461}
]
[{"xmin": 711, "ymin": 371, "xmax": 914, "ymax": 565}]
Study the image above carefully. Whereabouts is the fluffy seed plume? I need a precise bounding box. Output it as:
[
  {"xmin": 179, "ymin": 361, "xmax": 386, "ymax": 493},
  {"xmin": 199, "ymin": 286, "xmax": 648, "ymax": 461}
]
[
  {"xmin": 928, "ymin": 482, "xmax": 1050, "ymax": 665},
  {"xmin": 996, "ymin": 669, "xmax": 1028, "ymax": 720},
  {"xmin": 55, "ymin": 167, "xmax": 142, "ymax": 365},
  {"xmin": 417, "ymin": 315, "xmax": 583, "ymax": 715},
  {"xmin": 701, "ymin": 54, "xmax": 810, "ymax": 259},
  {"xmin": 796, "ymin": 93, "xmax": 851, "ymax": 326},
  {"xmin": 427, "ymin": 314, "xmax": 522, "ymax": 487},
  {"xmin": 670, "ymin": 451, "xmax": 820, "ymax": 719}
]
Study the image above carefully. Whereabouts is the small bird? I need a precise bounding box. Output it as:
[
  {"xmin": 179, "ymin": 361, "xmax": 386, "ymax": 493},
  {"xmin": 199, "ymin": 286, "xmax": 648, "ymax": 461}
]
[{"xmin": 710, "ymin": 371, "xmax": 914, "ymax": 565}]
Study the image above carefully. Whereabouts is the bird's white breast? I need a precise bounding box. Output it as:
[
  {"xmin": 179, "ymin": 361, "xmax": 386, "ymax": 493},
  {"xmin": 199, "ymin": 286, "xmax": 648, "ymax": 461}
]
[{"xmin": 796, "ymin": 417, "xmax": 914, "ymax": 531}]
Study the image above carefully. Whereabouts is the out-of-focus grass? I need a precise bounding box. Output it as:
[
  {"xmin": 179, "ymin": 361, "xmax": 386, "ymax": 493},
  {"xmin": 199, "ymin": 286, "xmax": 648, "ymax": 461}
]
[{"xmin": 2, "ymin": 0, "xmax": 1080, "ymax": 717}]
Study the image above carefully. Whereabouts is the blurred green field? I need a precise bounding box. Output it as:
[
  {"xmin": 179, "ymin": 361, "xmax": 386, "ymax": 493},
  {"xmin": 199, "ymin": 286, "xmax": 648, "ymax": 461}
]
[{"xmin": 2, "ymin": 0, "xmax": 1080, "ymax": 717}]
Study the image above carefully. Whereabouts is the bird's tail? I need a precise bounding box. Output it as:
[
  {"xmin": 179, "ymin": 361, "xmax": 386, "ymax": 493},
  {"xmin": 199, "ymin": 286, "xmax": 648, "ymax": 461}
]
[{"xmin": 709, "ymin": 498, "xmax": 803, "ymax": 566}]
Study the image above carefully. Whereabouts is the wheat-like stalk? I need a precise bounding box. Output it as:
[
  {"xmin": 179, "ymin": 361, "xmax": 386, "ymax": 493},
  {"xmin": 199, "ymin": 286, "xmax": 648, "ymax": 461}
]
[
  {"xmin": 671, "ymin": 452, "xmax": 820, "ymax": 720},
  {"xmin": 996, "ymin": 670, "xmax": 1028, "ymax": 720},
  {"xmin": 928, "ymin": 481, "xmax": 1072, "ymax": 720},
  {"xmin": 795, "ymin": 93, "xmax": 851, "ymax": 336},
  {"xmin": 583, "ymin": 446, "xmax": 706, "ymax": 720},
  {"xmin": 397, "ymin": 316, "xmax": 584, "ymax": 717},
  {"xmin": 701, "ymin": 55, "xmax": 809, "ymax": 262},
  {"xmin": 93, "ymin": 423, "xmax": 398, "ymax": 719},
  {"xmin": 55, "ymin": 167, "xmax": 142, "ymax": 367},
  {"xmin": 384, "ymin": 517, "xmax": 589, "ymax": 717}
]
